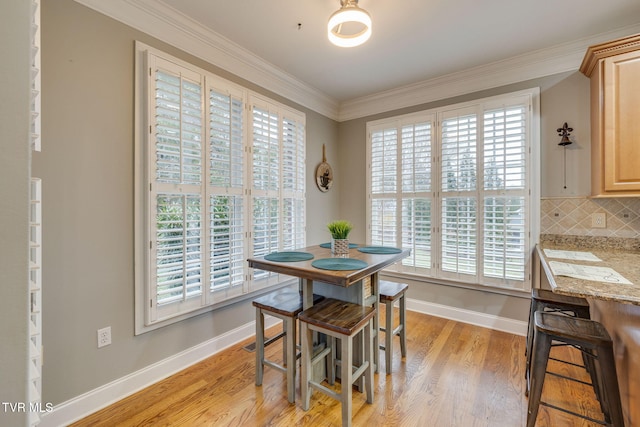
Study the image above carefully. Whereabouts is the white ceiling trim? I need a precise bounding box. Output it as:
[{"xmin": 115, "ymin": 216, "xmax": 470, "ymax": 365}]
[
  {"xmin": 74, "ymin": 0, "xmax": 339, "ymax": 120},
  {"xmin": 74, "ymin": 1, "xmax": 640, "ymax": 123},
  {"xmin": 338, "ymin": 23, "xmax": 640, "ymax": 122}
]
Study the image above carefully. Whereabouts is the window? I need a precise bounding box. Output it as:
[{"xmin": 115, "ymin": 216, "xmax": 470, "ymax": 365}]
[
  {"xmin": 135, "ymin": 44, "xmax": 305, "ymax": 331},
  {"xmin": 367, "ymin": 90, "xmax": 538, "ymax": 292}
]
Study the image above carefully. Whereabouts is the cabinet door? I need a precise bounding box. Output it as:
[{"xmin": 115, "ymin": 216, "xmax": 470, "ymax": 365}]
[{"xmin": 603, "ymin": 51, "xmax": 640, "ymax": 192}]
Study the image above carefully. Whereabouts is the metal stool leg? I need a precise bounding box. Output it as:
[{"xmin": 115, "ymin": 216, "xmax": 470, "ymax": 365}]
[
  {"xmin": 597, "ymin": 346, "xmax": 624, "ymax": 426},
  {"xmin": 399, "ymin": 293, "xmax": 407, "ymax": 358},
  {"xmin": 255, "ymin": 307, "xmax": 265, "ymax": 387},
  {"xmin": 527, "ymin": 326, "xmax": 552, "ymax": 427}
]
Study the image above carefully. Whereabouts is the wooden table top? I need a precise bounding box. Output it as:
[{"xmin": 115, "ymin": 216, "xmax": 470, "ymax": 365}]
[{"xmin": 247, "ymin": 244, "xmax": 410, "ymax": 287}]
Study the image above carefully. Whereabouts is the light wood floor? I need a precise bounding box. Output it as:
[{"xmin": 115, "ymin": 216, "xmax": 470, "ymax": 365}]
[{"xmin": 72, "ymin": 308, "xmax": 605, "ymax": 426}]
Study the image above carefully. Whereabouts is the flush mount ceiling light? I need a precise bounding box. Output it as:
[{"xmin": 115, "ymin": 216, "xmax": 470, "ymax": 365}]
[{"xmin": 328, "ymin": 0, "xmax": 372, "ymax": 48}]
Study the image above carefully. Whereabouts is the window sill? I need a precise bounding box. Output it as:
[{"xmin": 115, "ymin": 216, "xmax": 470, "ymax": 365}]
[
  {"xmin": 135, "ymin": 278, "xmax": 298, "ymax": 335},
  {"xmin": 379, "ymin": 270, "xmax": 531, "ymax": 299}
]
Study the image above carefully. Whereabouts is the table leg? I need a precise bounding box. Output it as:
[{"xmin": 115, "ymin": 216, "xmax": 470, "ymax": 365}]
[
  {"xmin": 372, "ymin": 272, "xmax": 380, "ymax": 374},
  {"xmin": 300, "ymin": 277, "xmax": 325, "ymax": 382},
  {"xmin": 301, "ymin": 278, "xmax": 314, "ymax": 310}
]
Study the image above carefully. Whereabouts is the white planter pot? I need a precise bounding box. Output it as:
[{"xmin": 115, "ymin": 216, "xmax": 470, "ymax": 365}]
[{"xmin": 331, "ymin": 238, "xmax": 350, "ymax": 256}]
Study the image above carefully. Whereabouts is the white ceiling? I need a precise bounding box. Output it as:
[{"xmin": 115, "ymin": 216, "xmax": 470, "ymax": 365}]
[
  {"xmin": 77, "ymin": 0, "xmax": 640, "ymax": 120},
  {"xmin": 157, "ymin": 0, "xmax": 640, "ymax": 101}
]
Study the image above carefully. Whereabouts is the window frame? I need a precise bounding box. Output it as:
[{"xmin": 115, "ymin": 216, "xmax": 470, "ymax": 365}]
[
  {"xmin": 134, "ymin": 42, "xmax": 305, "ymax": 334},
  {"xmin": 366, "ymin": 89, "xmax": 540, "ymax": 294}
]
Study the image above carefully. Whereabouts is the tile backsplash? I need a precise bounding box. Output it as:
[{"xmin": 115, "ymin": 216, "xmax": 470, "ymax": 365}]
[{"xmin": 541, "ymin": 197, "xmax": 640, "ymax": 238}]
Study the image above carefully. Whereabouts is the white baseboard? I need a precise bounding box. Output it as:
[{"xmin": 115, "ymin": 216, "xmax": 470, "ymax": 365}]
[
  {"xmin": 39, "ymin": 316, "xmax": 281, "ymax": 427},
  {"xmin": 40, "ymin": 302, "xmax": 526, "ymax": 426},
  {"xmin": 406, "ymin": 298, "xmax": 528, "ymax": 336}
]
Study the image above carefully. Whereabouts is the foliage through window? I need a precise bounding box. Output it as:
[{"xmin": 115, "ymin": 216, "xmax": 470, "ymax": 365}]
[
  {"xmin": 136, "ymin": 45, "xmax": 305, "ymax": 330},
  {"xmin": 367, "ymin": 90, "xmax": 538, "ymax": 292}
]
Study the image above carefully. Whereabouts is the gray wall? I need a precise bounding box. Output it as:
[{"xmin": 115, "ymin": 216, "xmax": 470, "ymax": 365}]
[
  {"xmin": 0, "ymin": 2, "xmax": 32, "ymax": 425},
  {"xmin": 31, "ymin": 0, "xmax": 596, "ymax": 410},
  {"xmin": 336, "ymin": 71, "xmax": 592, "ymax": 320},
  {"xmin": 35, "ymin": 0, "xmax": 338, "ymax": 405}
]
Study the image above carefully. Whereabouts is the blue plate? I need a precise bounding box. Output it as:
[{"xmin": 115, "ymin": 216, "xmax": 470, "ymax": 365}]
[
  {"xmin": 264, "ymin": 251, "xmax": 314, "ymax": 262},
  {"xmin": 311, "ymin": 258, "xmax": 368, "ymax": 271}
]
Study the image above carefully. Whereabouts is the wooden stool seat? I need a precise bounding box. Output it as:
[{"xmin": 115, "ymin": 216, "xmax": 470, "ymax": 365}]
[
  {"xmin": 527, "ymin": 311, "xmax": 624, "ymax": 427},
  {"xmin": 299, "ymin": 298, "xmax": 376, "ymax": 427},
  {"xmin": 253, "ymin": 289, "xmax": 323, "ymax": 403},
  {"xmin": 379, "ymin": 280, "xmax": 408, "ymax": 374},
  {"xmin": 525, "ymin": 288, "xmax": 590, "ymax": 395},
  {"xmin": 253, "ymin": 290, "xmax": 318, "ymax": 317},
  {"xmin": 532, "ymin": 288, "xmax": 590, "ymax": 307}
]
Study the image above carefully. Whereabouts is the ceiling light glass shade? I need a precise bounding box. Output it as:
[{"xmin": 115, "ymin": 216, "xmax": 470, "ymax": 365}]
[{"xmin": 328, "ymin": 2, "xmax": 372, "ymax": 48}]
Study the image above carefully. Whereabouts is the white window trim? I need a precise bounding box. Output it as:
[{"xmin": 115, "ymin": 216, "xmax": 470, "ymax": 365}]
[
  {"xmin": 134, "ymin": 42, "xmax": 305, "ymax": 334},
  {"xmin": 366, "ymin": 88, "xmax": 540, "ymax": 294}
]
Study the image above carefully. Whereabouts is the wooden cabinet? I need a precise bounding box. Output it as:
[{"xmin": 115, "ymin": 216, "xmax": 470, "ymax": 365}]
[
  {"xmin": 590, "ymin": 299, "xmax": 640, "ymax": 427},
  {"xmin": 580, "ymin": 34, "xmax": 640, "ymax": 197}
]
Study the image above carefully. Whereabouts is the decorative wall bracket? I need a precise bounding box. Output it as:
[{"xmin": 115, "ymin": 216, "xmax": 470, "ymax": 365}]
[{"xmin": 315, "ymin": 144, "xmax": 333, "ymax": 192}]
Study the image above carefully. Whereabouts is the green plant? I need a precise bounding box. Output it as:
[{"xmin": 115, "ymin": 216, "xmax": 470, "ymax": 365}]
[{"xmin": 327, "ymin": 220, "xmax": 353, "ymax": 240}]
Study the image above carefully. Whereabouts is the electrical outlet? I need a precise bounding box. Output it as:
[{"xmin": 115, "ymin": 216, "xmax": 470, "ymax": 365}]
[
  {"xmin": 591, "ymin": 212, "xmax": 606, "ymax": 229},
  {"xmin": 97, "ymin": 326, "xmax": 111, "ymax": 348}
]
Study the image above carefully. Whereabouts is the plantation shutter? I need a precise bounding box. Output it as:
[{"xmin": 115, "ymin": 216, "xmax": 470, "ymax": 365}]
[
  {"xmin": 281, "ymin": 115, "xmax": 306, "ymax": 250},
  {"xmin": 482, "ymin": 104, "xmax": 528, "ymax": 288},
  {"xmin": 440, "ymin": 109, "xmax": 478, "ymax": 280},
  {"xmin": 149, "ymin": 56, "xmax": 205, "ymax": 322},
  {"xmin": 366, "ymin": 90, "xmax": 534, "ymax": 292},
  {"xmin": 251, "ymin": 104, "xmax": 280, "ymax": 258},
  {"xmin": 208, "ymin": 85, "xmax": 245, "ymax": 300},
  {"xmin": 400, "ymin": 121, "xmax": 433, "ymax": 272},
  {"xmin": 370, "ymin": 127, "xmax": 398, "ymax": 246}
]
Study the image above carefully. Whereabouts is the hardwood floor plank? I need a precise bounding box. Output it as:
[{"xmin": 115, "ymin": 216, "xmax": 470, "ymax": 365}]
[{"xmin": 71, "ymin": 309, "xmax": 608, "ymax": 427}]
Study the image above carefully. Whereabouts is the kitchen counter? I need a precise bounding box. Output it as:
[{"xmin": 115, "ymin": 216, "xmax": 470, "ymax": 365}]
[
  {"xmin": 536, "ymin": 235, "xmax": 640, "ymax": 305},
  {"xmin": 536, "ymin": 234, "xmax": 640, "ymax": 426}
]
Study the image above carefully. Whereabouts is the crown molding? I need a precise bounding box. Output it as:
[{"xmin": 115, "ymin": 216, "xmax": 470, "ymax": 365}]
[
  {"xmin": 338, "ymin": 24, "xmax": 640, "ymax": 122},
  {"xmin": 579, "ymin": 32, "xmax": 640, "ymax": 77},
  {"xmin": 74, "ymin": 0, "xmax": 339, "ymax": 120},
  {"xmin": 73, "ymin": 1, "xmax": 640, "ymax": 123}
]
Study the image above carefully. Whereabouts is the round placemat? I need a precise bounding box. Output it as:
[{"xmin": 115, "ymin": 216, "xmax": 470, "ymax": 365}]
[
  {"xmin": 311, "ymin": 258, "xmax": 368, "ymax": 271},
  {"xmin": 264, "ymin": 251, "xmax": 314, "ymax": 262},
  {"xmin": 319, "ymin": 242, "xmax": 359, "ymax": 249},
  {"xmin": 357, "ymin": 246, "xmax": 402, "ymax": 254}
]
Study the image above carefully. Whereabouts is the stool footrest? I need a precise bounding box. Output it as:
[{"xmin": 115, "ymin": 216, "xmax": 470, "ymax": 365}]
[
  {"xmin": 263, "ymin": 359, "xmax": 288, "ymax": 374},
  {"xmin": 310, "ymin": 347, "xmax": 332, "ymax": 367},
  {"xmin": 263, "ymin": 331, "xmax": 286, "ymax": 348},
  {"xmin": 546, "ymin": 370, "xmax": 593, "ymax": 387},
  {"xmin": 548, "ymin": 356, "xmax": 586, "ymax": 370},
  {"xmin": 309, "ymin": 381, "xmax": 341, "ymax": 401},
  {"xmin": 539, "ymin": 401, "xmax": 607, "ymax": 426}
]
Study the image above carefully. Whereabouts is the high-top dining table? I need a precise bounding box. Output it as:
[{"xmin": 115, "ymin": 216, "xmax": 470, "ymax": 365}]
[{"xmin": 247, "ymin": 243, "xmax": 410, "ymax": 378}]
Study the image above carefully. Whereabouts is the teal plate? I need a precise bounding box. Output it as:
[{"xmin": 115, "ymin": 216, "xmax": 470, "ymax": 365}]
[
  {"xmin": 264, "ymin": 251, "xmax": 314, "ymax": 262},
  {"xmin": 357, "ymin": 246, "xmax": 402, "ymax": 254},
  {"xmin": 319, "ymin": 242, "xmax": 359, "ymax": 249},
  {"xmin": 311, "ymin": 258, "xmax": 368, "ymax": 271}
]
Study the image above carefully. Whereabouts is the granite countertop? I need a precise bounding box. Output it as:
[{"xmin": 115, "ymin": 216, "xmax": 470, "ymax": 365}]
[{"xmin": 537, "ymin": 235, "xmax": 640, "ymax": 305}]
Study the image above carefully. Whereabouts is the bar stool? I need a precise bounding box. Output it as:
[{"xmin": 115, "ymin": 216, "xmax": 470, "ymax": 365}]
[
  {"xmin": 253, "ymin": 289, "xmax": 324, "ymax": 403},
  {"xmin": 299, "ymin": 298, "xmax": 375, "ymax": 427},
  {"xmin": 527, "ymin": 311, "xmax": 624, "ymax": 427},
  {"xmin": 378, "ymin": 280, "xmax": 408, "ymax": 374},
  {"xmin": 526, "ymin": 288, "xmax": 590, "ymax": 393}
]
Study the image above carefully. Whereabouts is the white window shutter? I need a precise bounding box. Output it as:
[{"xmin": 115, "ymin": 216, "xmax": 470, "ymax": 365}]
[
  {"xmin": 208, "ymin": 86, "xmax": 245, "ymax": 299},
  {"xmin": 366, "ymin": 92, "xmax": 534, "ymax": 291}
]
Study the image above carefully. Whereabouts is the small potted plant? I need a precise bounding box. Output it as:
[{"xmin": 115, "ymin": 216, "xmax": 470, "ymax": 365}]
[{"xmin": 327, "ymin": 220, "xmax": 353, "ymax": 256}]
